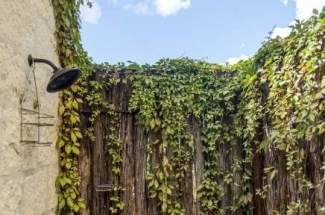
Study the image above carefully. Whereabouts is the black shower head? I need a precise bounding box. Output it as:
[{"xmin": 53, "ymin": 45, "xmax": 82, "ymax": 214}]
[
  {"xmin": 28, "ymin": 55, "xmax": 80, "ymax": 93},
  {"xmin": 46, "ymin": 67, "xmax": 80, "ymax": 93}
]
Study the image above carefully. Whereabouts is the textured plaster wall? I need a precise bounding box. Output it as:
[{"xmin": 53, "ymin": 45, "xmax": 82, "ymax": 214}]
[{"xmin": 0, "ymin": 0, "xmax": 59, "ymax": 214}]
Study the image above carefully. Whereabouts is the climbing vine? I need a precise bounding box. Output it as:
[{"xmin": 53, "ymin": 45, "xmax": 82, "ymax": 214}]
[
  {"xmin": 83, "ymin": 73, "xmax": 126, "ymax": 214},
  {"xmin": 51, "ymin": 0, "xmax": 324, "ymax": 213},
  {"xmin": 85, "ymin": 59, "xmax": 248, "ymax": 214},
  {"xmin": 235, "ymin": 8, "xmax": 325, "ymax": 214},
  {"xmin": 52, "ymin": 0, "xmax": 91, "ymax": 214}
]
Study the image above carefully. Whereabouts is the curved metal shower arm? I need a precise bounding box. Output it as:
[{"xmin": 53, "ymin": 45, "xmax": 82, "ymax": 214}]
[{"xmin": 28, "ymin": 55, "xmax": 59, "ymax": 72}]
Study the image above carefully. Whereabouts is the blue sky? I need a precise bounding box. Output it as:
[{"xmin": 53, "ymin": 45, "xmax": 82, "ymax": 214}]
[{"xmin": 80, "ymin": 0, "xmax": 324, "ymax": 64}]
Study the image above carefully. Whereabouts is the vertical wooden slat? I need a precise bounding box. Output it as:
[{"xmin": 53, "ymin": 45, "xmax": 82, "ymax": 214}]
[
  {"xmin": 134, "ymin": 126, "xmax": 147, "ymax": 215},
  {"xmin": 265, "ymin": 148, "xmax": 278, "ymax": 215},
  {"xmin": 181, "ymin": 161, "xmax": 194, "ymax": 215},
  {"xmin": 121, "ymin": 114, "xmax": 136, "ymax": 215},
  {"xmin": 252, "ymin": 149, "xmax": 266, "ymax": 215},
  {"xmin": 192, "ymin": 118, "xmax": 203, "ymax": 215},
  {"xmin": 147, "ymin": 131, "xmax": 160, "ymax": 215},
  {"xmin": 92, "ymin": 116, "xmax": 107, "ymax": 214},
  {"xmin": 79, "ymin": 112, "xmax": 91, "ymax": 215},
  {"xmin": 232, "ymin": 137, "xmax": 245, "ymax": 215},
  {"xmin": 220, "ymin": 140, "xmax": 232, "ymax": 215},
  {"xmin": 319, "ymin": 136, "xmax": 325, "ymax": 213},
  {"xmin": 278, "ymin": 151, "xmax": 288, "ymax": 214}
]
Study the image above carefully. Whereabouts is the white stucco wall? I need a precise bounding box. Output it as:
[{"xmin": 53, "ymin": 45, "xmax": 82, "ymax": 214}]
[{"xmin": 0, "ymin": 0, "xmax": 59, "ymax": 214}]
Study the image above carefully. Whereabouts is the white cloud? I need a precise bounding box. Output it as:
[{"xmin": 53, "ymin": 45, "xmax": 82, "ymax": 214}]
[
  {"xmin": 282, "ymin": 0, "xmax": 289, "ymax": 5},
  {"xmin": 295, "ymin": 0, "xmax": 325, "ymax": 20},
  {"xmin": 124, "ymin": 2, "xmax": 154, "ymax": 15},
  {"xmin": 226, "ymin": 55, "xmax": 249, "ymax": 65},
  {"xmin": 271, "ymin": 27, "xmax": 291, "ymax": 38},
  {"xmin": 281, "ymin": 0, "xmax": 324, "ymax": 20},
  {"xmin": 154, "ymin": 0, "xmax": 191, "ymax": 16},
  {"xmin": 275, "ymin": 0, "xmax": 324, "ymax": 37},
  {"xmin": 124, "ymin": 0, "xmax": 191, "ymax": 16},
  {"xmin": 80, "ymin": 0, "xmax": 102, "ymax": 24}
]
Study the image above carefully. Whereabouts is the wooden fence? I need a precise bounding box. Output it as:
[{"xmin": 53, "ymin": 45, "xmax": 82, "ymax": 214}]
[
  {"xmin": 78, "ymin": 73, "xmax": 208, "ymax": 214},
  {"xmin": 78, "ymin": 71, "xmax": 325, "ymax": 215}
]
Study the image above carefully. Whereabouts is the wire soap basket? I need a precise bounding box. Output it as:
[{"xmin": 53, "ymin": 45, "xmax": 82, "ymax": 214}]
[{"xmin": 20, "ymin": 61, "xmax": 55, "ymax": 146}]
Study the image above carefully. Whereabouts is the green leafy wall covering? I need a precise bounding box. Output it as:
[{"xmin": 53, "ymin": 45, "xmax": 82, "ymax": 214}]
[
  {"xmin": 234, "ymin": 10, "xmax": 325, "ymax": 214},
  {"xmin": 51, "ymin": 0, "xmax": 324, "ymax": 213},
  {"xmin": 52, "ymin": 0, "xmax": 91, "ymax": 214}
]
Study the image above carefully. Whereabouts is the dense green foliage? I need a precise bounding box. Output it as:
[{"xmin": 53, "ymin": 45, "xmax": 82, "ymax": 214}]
[
  {"xmin": 242, "ymin": 9, "xmax": 325, "ymax": 214},
  {"xmin": 235, "ymin": 9, "xmax": 325, "ymax": 214},
  {"xmin": 52, "ymin": 0, "xmax": 92, "ymax": 214},
  {"xmin": 86, "ymin": 59, "xmax": 244, "ymax": 214},
  {"xmin": 128, "ymin": 60, "xmax": 240, "ymax": 214},
  {"xmin": 52, "ymin": 0, "xmax": 324, "ymax": 213}
]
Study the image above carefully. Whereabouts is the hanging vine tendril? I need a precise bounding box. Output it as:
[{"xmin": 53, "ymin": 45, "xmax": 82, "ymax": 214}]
[{"xmin": 52, "ymin": 0, "xmax": 324, "ymax": 213}]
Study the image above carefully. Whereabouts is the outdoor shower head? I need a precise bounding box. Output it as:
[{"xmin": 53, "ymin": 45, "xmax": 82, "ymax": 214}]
[
  {"xmin": 46, "ymin": 67, "xmax": 80, "ymax": 93},
  {"xmin": 28, "ymin": 55, "xmax": 81, "ymax": 93}
]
